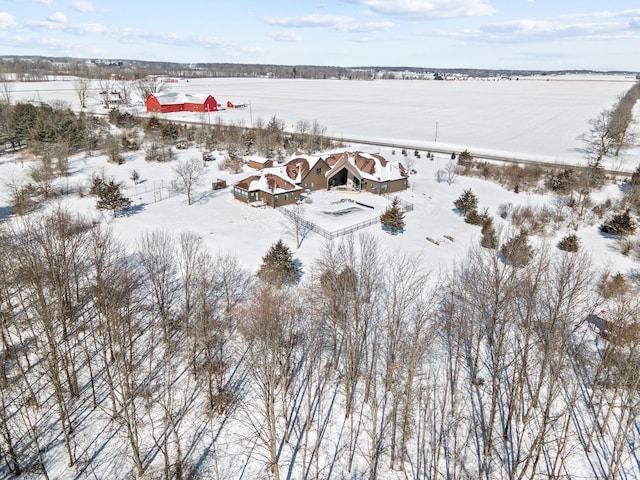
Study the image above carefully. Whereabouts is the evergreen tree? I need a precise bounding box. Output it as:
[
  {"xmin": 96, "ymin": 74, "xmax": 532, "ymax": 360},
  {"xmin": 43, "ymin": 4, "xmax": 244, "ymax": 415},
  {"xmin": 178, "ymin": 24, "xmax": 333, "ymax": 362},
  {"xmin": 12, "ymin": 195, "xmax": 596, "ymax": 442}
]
[
  {"xmin": 600, "ymin": 209, "xmax": 636, "ymax": 236},
  {"xmin": 480, "ymin": 217, "xmax": 498, "ymax": 249},
  {"xmin": 454, "ymin": 188, "xmax": 479, "ymax": 215},
  {"xmin": 500, "ymin": 230, "xmax": 533, "ymax": 267},
  {"xmin": 380, "ymin": 197, "xmax": 405, "ymax": 234},
  {"xmin": 257, "ymin": 239, "xmax": 297, "ymax": 284},
  {"xmin": 558, "ymin": 233, "xmax": 580, "ymax": 252},
  {"xmin": 95, "ymin": 179, "xmax": 132, "ymax": 218}
]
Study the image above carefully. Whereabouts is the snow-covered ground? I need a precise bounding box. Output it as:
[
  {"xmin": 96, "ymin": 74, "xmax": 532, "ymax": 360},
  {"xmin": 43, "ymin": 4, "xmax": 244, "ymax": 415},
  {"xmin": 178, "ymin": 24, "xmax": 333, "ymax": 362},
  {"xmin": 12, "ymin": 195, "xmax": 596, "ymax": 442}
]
[
  {"xmin": 7, "ymin": 74, "xmax": 640, "ymax": 170},
  {"xmin": 0, "ymin": 142, "xmax": 635, "ymax": 278},
  {"xmin": 1, "ymin": 75, "xmax": 640, "ymax": 479}
]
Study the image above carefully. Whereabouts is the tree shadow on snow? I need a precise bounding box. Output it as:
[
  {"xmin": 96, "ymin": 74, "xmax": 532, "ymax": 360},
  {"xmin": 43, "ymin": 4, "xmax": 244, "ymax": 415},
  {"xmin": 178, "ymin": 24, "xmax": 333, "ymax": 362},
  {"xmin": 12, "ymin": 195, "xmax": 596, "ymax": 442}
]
[
  {"xmin": 120, "ymin": 203, "xmax": 146, "ymax": 217},
  {"xmin": 194, "ymin": 188, "xmax": 230, "ymax": 205},
  {"xmin": 0, "ymin": 205, "xmax": 12, "ymax": 221}
]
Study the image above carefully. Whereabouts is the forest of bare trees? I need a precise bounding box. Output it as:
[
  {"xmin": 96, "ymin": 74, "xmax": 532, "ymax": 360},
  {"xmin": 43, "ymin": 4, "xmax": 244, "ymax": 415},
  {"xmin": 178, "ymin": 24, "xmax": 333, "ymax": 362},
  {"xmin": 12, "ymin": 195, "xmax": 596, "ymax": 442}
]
[{"xmin": 1, "ymin": 211, "xmax": 640, "ymax": 479}]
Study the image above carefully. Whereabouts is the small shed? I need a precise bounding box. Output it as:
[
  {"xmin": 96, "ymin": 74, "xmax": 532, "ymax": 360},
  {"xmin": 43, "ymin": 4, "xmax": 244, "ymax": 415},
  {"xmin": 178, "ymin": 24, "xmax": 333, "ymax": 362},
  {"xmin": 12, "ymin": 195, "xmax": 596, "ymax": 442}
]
[{"xmin": 247, "ymin": 156, "xmax": 274, "ymax": 170}]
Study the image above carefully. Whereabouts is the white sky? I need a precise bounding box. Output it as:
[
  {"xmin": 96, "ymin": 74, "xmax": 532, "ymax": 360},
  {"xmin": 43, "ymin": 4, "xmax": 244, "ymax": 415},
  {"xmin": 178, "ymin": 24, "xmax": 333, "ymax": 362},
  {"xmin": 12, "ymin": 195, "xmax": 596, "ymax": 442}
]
[{"xmin": 1, "ymin": 1, "xmax": 640, "ymax": 70}]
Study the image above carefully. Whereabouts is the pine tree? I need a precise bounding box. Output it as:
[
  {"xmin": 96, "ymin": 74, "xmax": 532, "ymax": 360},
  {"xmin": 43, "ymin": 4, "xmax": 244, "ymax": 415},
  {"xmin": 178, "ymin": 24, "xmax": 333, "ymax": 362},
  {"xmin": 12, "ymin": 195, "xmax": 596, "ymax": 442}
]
[
  {"xmin": 558, "ymin": 233, "xmax": 580, "ymax": 252},
  {"xmin": 380, "ymin": 197, "xmax": 405, "ymax": 234},
  {"xmin": 95, "ymin": 179, "xmax": 132, "ymax": 217},
  {"xmin": 454, "ymin": 189, "xmax": 478, "ymax": 216},
  {"xmin": 257, "ymin": 239, "xmax": 297, "ymax": 284},
  {"xmin": 600, "ymin": 209, "xmax": 636, "ymax": 236},
  {"xmin": 500, "ymin": 230, "xmax": 533, "ymax": 267},
  {"xmin": 480, "ymin": 217, "xmax": 498, "ymax": 249}
]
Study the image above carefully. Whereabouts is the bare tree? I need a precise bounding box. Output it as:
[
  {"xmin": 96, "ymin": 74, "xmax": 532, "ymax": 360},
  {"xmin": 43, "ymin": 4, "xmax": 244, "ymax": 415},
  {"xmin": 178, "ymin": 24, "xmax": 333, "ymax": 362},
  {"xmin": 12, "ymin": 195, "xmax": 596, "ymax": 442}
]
[
  {"xmin": 579, "ymin": 109, "xmax": 613, "ymax": 165},
  {"xmin": 172, "ymin": 157, "xmax": 205, "ymax": 205},
  {"xmin": 73, "ymin": 78, "xmax": 91, "ymax": 109},
  {"xmin": 118, "ymin": 79, "xmax": 133, "ymax": 107},
  {"xmin": 97, "ymin": 79, "xmax": 114, "ymax": 109},
  {"xmin": 135, "ymin": 78, "xmax": 167, "ymax": 102},
  {"xmin": 0, "ymin": 77, "xmax": 12, "ymax": 104},
  {"xmin": 138, "ymin": 230, "xmax": 178, "ymax": 342},
  {"xmin": 239, "ymin": 282, "xmax": 304, "ymax": 480}
]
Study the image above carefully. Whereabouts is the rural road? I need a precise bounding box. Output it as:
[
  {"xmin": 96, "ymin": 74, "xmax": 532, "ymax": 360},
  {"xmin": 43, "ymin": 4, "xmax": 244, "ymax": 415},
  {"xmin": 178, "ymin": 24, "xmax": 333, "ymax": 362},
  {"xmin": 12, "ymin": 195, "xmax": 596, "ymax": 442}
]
[
  {"xmin": 334, "ymin": 136, "xmax": 633, "ymax": 178},
  {"xmin": 98, "ymin": 112, "xmax": 634, "ymax": 178}
]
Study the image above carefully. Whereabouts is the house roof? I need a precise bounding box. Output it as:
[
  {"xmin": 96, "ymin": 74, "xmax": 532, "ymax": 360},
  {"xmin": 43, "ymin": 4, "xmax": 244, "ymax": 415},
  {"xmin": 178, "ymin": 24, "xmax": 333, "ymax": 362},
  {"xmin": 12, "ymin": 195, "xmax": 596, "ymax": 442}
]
[
  {"xmin": 323, "ymin": 151, "xmax": 407, "ymax": 182},
  {"xmin": 283, "ymin": 157, "xmax": 310, "ymax": 182},
  {"xmin": 236, "ymin": 171, "xmax": 301, "ymax": 195},
  {"xmin": 148, "ymin": 92, "xmax": 212, "ymax": 105},
  {"xmin": 235, "ymin": 149, "xmax": 406, "ymax": 195}
]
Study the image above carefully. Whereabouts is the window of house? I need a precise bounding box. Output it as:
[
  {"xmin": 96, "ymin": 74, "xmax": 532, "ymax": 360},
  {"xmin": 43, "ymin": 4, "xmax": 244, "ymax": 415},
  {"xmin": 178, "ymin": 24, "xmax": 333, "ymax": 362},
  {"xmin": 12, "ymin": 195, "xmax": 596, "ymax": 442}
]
[
  {"xmin": 381, "ymin": 184, "xmax": 387, "ymax": 193},
  {"xmin": 316, "ymin": 167, "xmax": 322, "ymax": 174},
  {"xmin": 284, "ymin": 193, "xmax": 288, "ymax": 200}
]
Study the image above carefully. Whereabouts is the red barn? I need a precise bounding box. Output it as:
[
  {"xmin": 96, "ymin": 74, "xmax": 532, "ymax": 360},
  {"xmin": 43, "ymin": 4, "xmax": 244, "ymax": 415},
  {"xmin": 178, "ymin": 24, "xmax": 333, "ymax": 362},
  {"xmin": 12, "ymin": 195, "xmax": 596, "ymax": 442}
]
[{"xmin": 146, "ymin": 93, "xmax": 218, "ymax": 113}]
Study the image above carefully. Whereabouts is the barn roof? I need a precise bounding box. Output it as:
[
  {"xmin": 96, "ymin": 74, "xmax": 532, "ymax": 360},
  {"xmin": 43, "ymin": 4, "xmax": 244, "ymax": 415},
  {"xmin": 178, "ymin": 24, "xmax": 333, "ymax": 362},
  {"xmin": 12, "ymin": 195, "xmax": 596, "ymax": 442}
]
[{"xmin": 150, "ymin": 92, "xmax": 208, "ymax": 105}]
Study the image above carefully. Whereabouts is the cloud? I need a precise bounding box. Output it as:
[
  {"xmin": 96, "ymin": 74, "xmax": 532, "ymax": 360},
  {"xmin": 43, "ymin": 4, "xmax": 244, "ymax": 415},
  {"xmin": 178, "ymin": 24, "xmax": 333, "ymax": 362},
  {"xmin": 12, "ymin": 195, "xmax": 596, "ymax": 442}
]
[
  {"xmin": 0, "ymin": 12, "xmax": 18, "ymax": 29},
  {"xmin": 39, "ymin": 0, "xmax": 53, "ymax": 5},
  {"xmin": 264, "ymin": 13, "xmax": 394, "ymax": 33},
  {"xmin": 72, "ymin": 0, "xmax": 96, "ymax": 13},
  {"xmin": 341, "ymin": 21, "xmax": 394, "ymax": 32},
  {"xmin": 265, "ymin": 13, "xmax": 355, "ymax": 29},
  {"xmin": 48, "ymin": 11, "xmax": 67, "ymax": 23},
  {"xmin": 343, "ymin": 0, "xmax": 497, "ymax": 19},
  {"xmin": 270, "ymin": 31, "xmax": 303, "ymax": 42},
  {"xmin": 26, "ymin": 19, "xmax": 107, "ymax": 34},
  {"xmin": 563, "ymin": 9, "xmax": 640, "ymax": 20},
  {"xmin": 436, "ymin": 9, "xmax": 640, "ymax": 44}
]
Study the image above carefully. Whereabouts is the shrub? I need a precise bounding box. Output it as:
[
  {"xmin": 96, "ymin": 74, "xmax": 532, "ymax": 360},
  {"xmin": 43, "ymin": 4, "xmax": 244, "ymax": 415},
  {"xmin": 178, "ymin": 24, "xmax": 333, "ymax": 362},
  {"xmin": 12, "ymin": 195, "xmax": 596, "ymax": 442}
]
[
  {"xmin": 631, "ymin": 164, "xmax": 640, "ymax": 186},
  {"xmin": 599, "ymin": 272, "xmax": 630, "ymax": 299},
  {"xmin": 464, "ymin": 208, "xmax": 489, "ymax": 226},
  {"xmin": 457, "ymin": 149, "xmax": 473, "ymax": 165},
  {"xmin": 600, "ymin": 210, "xmax": 636, "ymax": 236},
  {"xmin": 500, "ymin": 231, "xmax": 533, "ymax": 267},
  {"xmin": 558, "ymin": 233, "xmax": 580, "ymax": 252},
  {"xmin": 145, "ymin": 142, "xmax": 173, "ymax": 162},
  {"xmin": 454, "ymin": 189, "xmax": 478, "ymax": 216},
  {"xmin": 547, "ymin": 168, "xmax": 575, "ymax": 193},
  {"xmin": 480, "ymin": 217, "xmax": 498, "ymax": 249}
]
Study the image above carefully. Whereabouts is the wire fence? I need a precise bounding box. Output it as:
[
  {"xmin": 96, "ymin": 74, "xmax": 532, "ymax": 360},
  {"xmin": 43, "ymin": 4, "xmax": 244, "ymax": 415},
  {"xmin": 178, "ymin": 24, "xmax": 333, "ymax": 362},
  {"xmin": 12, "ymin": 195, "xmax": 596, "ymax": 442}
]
[
  {"xmin": 281, "ymin": 207, "xmax": 381, "ymax": 240},
  {"xmin": 281, "ymin": 195, "xmax": 414, "ymax": 240},
  {"xmin": 125, "ymin": 180, "xmax": 178, "ymax": 204},
  {"xmin": 384, "ymin": 194, "xmax": 414, "ymax": 212}
]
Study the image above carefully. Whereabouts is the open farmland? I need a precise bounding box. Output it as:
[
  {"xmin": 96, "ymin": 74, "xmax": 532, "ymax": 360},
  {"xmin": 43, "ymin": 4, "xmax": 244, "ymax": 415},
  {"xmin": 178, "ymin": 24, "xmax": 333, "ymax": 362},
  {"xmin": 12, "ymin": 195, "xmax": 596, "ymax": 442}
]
[{"xmin": 8, "ymin": 74, "xmax": 640, "ymax": 168}]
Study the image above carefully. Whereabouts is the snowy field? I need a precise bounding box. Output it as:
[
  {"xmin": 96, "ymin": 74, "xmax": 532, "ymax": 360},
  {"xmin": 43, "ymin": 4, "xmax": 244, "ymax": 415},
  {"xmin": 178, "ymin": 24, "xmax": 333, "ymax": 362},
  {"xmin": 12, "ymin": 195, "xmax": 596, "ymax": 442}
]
[{"xmin": 7, "ymin": 74, "xmax": 640, "ymax": 169}]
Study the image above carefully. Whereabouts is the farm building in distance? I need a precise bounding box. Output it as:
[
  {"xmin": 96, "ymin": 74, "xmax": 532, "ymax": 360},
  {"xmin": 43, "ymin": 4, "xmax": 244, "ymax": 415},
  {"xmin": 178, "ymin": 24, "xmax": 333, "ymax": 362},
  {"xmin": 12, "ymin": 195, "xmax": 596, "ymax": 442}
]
[
  {"xmin": 234, "ymin": 150, "xmax": 409, "ymax": 207},
  {"xmin": 145, "ymin": 92, "xmax": 219, "ymax": 113}
]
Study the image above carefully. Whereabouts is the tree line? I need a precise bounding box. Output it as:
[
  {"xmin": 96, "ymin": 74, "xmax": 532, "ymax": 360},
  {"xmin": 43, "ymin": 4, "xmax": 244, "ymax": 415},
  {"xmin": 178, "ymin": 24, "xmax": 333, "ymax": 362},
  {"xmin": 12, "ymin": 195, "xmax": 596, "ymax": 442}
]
[
  {"xmin": 580, "ymin": 81, "xmax": 640, "ymax": 165},
  {"xmin": 1, "ymin": 212, "xmax": 640, "ymax": 479}
]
